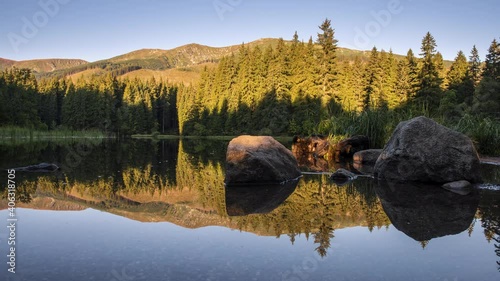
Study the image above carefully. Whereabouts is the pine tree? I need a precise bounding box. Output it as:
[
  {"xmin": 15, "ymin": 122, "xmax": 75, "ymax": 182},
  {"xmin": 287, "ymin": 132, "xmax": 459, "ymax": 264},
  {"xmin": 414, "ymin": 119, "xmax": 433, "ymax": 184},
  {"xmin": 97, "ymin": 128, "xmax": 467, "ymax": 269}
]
[
  {"xmin": 447, "ymin": 51, "xmax": 473, "ymax": 104},
  {"xmin": 468, "ymin": 45, "xmax": 482, "ymax": 87},
  {"xmin": 381, "ymin": 50, "xmax": 398, "ymax": 108},
  {"xmin": 363, "ymin": 47, "xmax": 383, "ymax": 109},
  {"xmin": 417, "ymin": 32, "xmax": 442, "ymax": 110},
  {"xmin": 483, "ymin": 39, "xmax": 500, "ymax": 80},
  {"xmin": 316, "ymin": 18, "xmax": 338, "ymax": 108},
  {"xmin": 434, "ymin": 52, "xmax": 447, "ymax": 89}
]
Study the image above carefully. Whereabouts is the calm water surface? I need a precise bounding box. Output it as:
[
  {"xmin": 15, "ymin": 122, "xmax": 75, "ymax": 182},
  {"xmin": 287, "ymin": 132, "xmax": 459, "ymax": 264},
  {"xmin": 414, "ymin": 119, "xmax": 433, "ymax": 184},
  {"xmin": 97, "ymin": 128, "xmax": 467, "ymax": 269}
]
[{"xmin": 0, "ymin": 138, "xmax": 499, "ymax": 281}]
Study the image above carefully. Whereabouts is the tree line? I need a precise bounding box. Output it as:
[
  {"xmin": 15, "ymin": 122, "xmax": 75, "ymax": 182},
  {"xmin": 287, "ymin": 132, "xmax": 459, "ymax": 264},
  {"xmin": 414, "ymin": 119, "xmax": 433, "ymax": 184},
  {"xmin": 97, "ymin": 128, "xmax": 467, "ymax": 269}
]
[
  {"xmin": 0, "ymin": 71, "xmax": 178, "ymax": 136},
  {"xmin": 179, "ymin": 20, "xmax": 500, "ymax": 137},
  {"xmin": 1, "ymin": 19, "xmax": 499, "ymax": 143}
]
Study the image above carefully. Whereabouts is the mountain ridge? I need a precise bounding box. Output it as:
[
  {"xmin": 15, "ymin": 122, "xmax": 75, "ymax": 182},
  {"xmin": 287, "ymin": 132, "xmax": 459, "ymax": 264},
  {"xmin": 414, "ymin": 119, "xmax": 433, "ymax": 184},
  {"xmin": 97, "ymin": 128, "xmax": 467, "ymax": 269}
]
[{"xmin": 0, "ymin": 38, "xmax": 452, "ymax": 84}]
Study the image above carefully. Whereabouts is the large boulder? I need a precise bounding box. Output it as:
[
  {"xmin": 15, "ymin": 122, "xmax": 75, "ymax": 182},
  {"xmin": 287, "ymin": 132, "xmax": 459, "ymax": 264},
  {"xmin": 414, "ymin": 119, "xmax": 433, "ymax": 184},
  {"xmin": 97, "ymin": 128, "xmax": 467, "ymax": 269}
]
[
  {"xmin": 374, "ymin": 116, "xmax": 482, "ymax": 183},
  {"xmin": 225, "ymin": 136, "xmax": 302, "ymax": 185}
]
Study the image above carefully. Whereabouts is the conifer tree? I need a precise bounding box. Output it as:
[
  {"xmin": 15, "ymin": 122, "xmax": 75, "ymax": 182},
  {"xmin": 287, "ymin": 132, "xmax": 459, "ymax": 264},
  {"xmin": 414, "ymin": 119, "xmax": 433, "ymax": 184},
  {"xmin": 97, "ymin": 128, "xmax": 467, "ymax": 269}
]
[
  {"xmin": 363, "ymin": 47, "xmax": 383, "ymax": 109},
  {"xmin": 473, "ymin": 39, "xmax": 500, "ymax": 117},
  {"xmin": 417, "ymin": 32, "xmax": 442, "ymax": 110},
  {"xmin": 468, "ymin": 45, "xmax": 482, "ymax": 87},
  {"xmin": 483, "ymin": 39, "xmax": 500, "ymax": 80},
  {"xmin": 316, "ymin": 18, "xmax": 338, "ymax": 106},
  {"xmin": 381, "ymin": 50, "xmax": 398, "ymax": 108},
  {"xmin": 447, "ymin": 51, "xmax": 472, "ymax": 104},
  {"xmin": 434, "ymin": 52, "xmax": 447, "ymax": 89}
]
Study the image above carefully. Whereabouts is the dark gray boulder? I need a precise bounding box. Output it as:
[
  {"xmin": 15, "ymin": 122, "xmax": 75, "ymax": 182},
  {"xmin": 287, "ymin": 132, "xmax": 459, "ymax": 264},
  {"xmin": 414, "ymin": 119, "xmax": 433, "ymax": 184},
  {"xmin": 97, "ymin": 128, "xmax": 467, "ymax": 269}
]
[
  {"xmin": 224, "ymin": 136, "xmax": 301, "ymax": 185},
  {"xmin": 374, "ymin": 116, "xmax": 482, "ymax": 183}
]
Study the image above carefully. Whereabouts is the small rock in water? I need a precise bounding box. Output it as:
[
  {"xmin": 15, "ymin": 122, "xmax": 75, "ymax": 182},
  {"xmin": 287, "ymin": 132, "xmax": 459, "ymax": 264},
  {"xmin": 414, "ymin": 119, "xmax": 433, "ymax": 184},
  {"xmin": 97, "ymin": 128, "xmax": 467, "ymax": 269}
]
[
  {"xmin": 442, "ymin": 180, "xmax": 472, "ymax": 195},
  {"xmin": 330, "ymin": 168, "xmax": 357, "ymax": 185}
]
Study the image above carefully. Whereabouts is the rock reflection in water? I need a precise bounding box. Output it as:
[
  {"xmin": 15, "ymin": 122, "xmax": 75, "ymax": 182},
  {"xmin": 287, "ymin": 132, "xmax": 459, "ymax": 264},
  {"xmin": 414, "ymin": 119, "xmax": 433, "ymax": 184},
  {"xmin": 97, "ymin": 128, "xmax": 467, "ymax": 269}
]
[
  {"xmin": 225, "ymin": 180, "xmax": 299, "ymax": 216},
  {"xmin": 375, "ymin": 180, "xmax": 480, "ymax": 241}
]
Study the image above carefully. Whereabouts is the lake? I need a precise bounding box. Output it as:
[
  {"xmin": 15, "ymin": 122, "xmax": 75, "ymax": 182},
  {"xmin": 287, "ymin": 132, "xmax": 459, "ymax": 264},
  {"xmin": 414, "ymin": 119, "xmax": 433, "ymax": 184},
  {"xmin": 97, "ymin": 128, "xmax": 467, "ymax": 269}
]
[{"xmin": 0, "ymin": 138, "xmax": 499, "ymax": 281}]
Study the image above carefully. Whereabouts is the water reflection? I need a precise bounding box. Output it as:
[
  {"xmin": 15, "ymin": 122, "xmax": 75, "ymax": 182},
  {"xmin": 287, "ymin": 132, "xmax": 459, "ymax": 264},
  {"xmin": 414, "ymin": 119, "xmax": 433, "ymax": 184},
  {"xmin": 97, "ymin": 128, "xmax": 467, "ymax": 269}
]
[
  {"xmin": 0, "ymin": 138, "xmax": 499, "ymax": 267},
  {"xmin": 375, "ymin": 180, "xmax": 480, "ymax": 242},
  {"xmin": 225, "ymin": 180, "xmax": 299, "ymax": 216}
]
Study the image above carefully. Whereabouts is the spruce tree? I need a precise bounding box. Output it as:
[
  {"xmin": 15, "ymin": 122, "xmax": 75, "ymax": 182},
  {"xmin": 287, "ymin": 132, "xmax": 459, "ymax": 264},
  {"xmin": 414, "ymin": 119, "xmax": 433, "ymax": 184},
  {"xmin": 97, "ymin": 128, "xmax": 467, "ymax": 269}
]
[
  {"xmin": 406, "ymin": 49, "xmax": 420, "ymax": 94},
  {"xmin": 363, "ymin": 47, "xmax": 383, "ymax": 109},
  {"xmin": 483, "ymin": 39, "xmax": 500, "ymax": 81},
  {"xmin": 316, "ymin": 18, "xmax": 338, "ymax": 107},
  {"xmin": 447, "ymin": 51, "xmax": 472, "ymax": 104},
  {"xmin": 417, "ymin": 32, "xmax": 442, "ymax": 110},
  {"xmin": 468, "ymin": 45, "xmax": 482, "ymax": 87}
]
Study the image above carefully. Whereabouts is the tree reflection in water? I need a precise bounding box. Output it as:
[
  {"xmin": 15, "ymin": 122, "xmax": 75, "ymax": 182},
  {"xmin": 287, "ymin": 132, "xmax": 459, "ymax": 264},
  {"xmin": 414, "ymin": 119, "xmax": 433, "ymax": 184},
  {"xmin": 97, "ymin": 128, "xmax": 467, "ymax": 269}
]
[{"xmin": 0, "ymin": 138, "xmax": 499, "ymax": 262}]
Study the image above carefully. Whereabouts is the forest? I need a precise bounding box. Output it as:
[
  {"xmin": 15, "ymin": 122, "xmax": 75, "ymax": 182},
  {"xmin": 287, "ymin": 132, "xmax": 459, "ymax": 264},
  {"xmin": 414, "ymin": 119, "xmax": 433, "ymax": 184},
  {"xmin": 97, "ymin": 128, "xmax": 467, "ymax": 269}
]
[{"xmin": 1, "ymin": 19, "xmax": 499, "ymax": 153}]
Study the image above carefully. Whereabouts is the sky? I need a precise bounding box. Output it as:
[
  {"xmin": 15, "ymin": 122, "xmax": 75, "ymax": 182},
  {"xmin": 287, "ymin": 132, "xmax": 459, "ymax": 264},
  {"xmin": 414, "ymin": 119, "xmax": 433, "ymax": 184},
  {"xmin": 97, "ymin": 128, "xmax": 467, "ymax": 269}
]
[{"xmin": 0, "ymin": 0, "xmax": 499, "ymax": 62}]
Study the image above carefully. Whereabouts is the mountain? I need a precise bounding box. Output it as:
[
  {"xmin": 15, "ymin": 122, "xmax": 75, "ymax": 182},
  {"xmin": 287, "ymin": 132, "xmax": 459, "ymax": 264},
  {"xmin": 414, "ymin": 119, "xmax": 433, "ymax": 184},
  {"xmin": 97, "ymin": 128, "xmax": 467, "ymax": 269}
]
[
  {"xmin": 0, "ymin": 58, "xmax": 88, "ymax": 73},
  {"xmin": 0, "ymin": 38, "xmax": 453, "ymax": 84}
]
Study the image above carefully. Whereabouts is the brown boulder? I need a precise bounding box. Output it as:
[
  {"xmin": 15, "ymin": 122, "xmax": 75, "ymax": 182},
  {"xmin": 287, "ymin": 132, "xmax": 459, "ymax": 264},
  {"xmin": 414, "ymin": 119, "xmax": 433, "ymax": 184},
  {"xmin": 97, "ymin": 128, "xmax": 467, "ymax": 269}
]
[
  {"xmin": 225, "ymin": 136, "xmax": 302, "ymax": 185},
  {"xmin": 332, "ymin": 135, "xmax": 370, "ymax": 162},
  {"xmin": 374, "ymin": 116, "xmax": 482, "ymax": 183},
  {"xmin": 292, "ymin": 135, "xmax": 330, "ymax": 157}
]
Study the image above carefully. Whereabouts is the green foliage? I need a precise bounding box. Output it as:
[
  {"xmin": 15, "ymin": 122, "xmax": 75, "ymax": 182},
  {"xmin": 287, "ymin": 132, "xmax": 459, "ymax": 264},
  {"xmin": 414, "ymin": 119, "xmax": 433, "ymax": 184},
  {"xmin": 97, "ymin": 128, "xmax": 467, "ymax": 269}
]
[
  {"xmin": 453, "ymin": 114, "xmax": 500, "ymax": 155},
  {"xmin": 0, "ymin": 68, "xmax": 44, "ymax": 129},
  {"xmin": 483, "ymin": 39, "xmax": 500, "ymax": 80},
  {"xmin": 468, "ymin": 45, "xmax": 482, "ymax": 87},
  {"xmin": 0, "ymin": 69, "xmax": 179, "ymax": 136},
  {"xmin": 472, "ymin": 77, "xmax": 500, "ymax": 118},
  {"xmin": 447, "ymin": 51, "xmax": 474, "ymax": 105},
  {"xmin": 417, "ymin": 32, "xmax": 443, "ymax": 110}
]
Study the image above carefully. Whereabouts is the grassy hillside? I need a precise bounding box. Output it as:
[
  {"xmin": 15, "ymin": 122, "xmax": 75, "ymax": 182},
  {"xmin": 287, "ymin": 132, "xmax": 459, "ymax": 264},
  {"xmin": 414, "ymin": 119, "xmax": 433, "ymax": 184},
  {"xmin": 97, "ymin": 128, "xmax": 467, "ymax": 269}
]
[
  {"xmin": 1, "ymin": 38, "xmax": 453, "ymax": 85},
  {"xmin": 0, "ymin": 58, "xmax": 87, "ymax": 73}
]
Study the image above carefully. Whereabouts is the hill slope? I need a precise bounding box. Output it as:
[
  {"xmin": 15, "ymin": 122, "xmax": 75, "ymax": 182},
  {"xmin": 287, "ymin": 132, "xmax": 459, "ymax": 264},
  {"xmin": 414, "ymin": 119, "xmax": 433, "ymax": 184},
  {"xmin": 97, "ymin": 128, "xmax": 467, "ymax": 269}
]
[
  {"xmin": 0, "ymin": 58, "xmax": 88, "ymax": 73},
  {"xmin": 0, "ymin": 38, "xmax": 453, "ymax": 84}
]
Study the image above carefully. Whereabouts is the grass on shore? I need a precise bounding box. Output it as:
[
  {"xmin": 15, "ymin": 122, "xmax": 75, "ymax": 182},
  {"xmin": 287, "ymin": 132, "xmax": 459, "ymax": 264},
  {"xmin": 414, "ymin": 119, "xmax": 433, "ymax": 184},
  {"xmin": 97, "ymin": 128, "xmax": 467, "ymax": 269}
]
[
  {"xmin": 0, "ymin": 126, "xmax": 107, "ymax": 142},
  {"xmin": 319, "ymin": 110, "xmax": 500, "ymax": 156}
]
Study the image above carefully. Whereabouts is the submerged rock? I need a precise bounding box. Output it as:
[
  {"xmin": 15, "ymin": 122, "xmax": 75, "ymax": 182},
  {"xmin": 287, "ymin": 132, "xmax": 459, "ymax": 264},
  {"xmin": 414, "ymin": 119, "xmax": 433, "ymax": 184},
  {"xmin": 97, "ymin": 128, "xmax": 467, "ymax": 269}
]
[
  {"xmin": 442, "ymin": 180, "xmax": 472, "ymax": 195},
  {"xmin": 329, "ymin": 168, "xmax": 358, "ymax": 185},
  {"xmin": 224, "ymin": 135, "xmax": 301, "ymax": 185},
  {"xmin": 12, "ymin": 163, "xmax": 59, "ymax": 173},
  {"xmin": 374, "ymin": 116, "xmax": 482, "ymax": 183}
]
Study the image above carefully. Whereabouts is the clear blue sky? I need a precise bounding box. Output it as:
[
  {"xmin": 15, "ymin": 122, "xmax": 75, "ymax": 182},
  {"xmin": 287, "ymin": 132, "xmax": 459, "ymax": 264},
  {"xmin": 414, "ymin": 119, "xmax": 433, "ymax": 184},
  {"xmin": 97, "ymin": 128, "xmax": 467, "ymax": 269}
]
[{"xmin": 1, "ymin": 0, "xmax": 499, "ymax": 62}]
